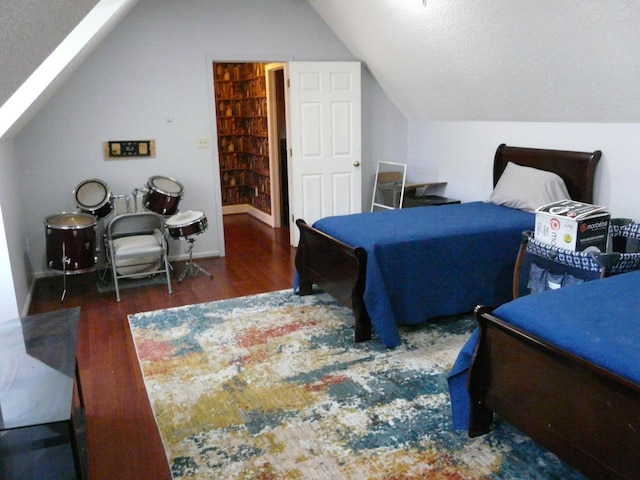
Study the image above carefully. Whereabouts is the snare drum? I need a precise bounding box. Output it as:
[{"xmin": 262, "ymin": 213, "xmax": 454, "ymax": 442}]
[
  {"xmin": 74, "ymin": 179, "xmax": 113, "ymax": 220},
  {"xmin": 166, "ymin": 210, "xmax": 208, "ymax": 239},
  {"xmin": 45, "ymin": 212, "xmax": 97, "ymax": 273},
  {"xmin": 143, "ymin": 175, "xmax": 184, "ymax": 216}
]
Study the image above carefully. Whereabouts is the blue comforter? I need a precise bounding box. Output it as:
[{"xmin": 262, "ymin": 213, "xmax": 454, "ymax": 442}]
[
  {"xmin": 312, "ymin": 202, "xmax": 534, "ymax": 347},
  {"xmin": 448, "ymin": 269, "xmax": 640, "ymax": 430}
]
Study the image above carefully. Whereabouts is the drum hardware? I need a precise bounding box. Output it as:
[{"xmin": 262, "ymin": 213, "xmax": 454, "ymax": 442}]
[
  {"xmin": 110, "ymin": 193, "xmax": 131, "ymax": 216},
  {"xmin": 130, "ymin": 187, "xmax": 147, "ymax": 212},
  {"xmin": 59, "ymin": 242, "xmax": 73, "ymax": 302},
  {"xmin": 176, "ymin": 237, "xmax": 213, "ymax": 283},
  {"xmin": 45, "ymin": 212, "xmax": 98, "ymax": 302},
  {"xmin": 165, "ymin": 210, "xmax": 212, "ymax": 283}
]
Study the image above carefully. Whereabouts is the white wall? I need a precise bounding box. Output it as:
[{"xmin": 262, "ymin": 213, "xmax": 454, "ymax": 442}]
[
  {"xmin": 2, "ymin": 0, "xmax": 406, "ymax": 316},
  {"xmin": 0, "ymin": 204, "xmax": 19, "ymax": 323},
  {"xmin": 409, "ymin": 121, "xmax": 640, "ymax": 220},
  {"xmin": 361, "ymin": 64, "xmax": 408, "ymax": 207},
  {"xmin": 0, "ymin": 207, "xmax": 19, "ymax": 323},
  {"xmin": 0, "ymin": 140, "xmax": 23, "ymax": 320}
]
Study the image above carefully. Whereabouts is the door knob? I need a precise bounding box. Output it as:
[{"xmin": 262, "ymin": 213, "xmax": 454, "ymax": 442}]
[{"xmin": 353, "ymin": 161, "xmax": 360, "ymax": 167}]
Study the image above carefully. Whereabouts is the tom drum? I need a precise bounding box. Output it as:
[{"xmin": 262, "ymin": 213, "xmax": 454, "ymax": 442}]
[
  {"xmin": 166, "ymin": 210, "xmax": 208, "ymax": 239},
  {"xmin": 45, "ymin": 212, "xmax": 97, "ymax": 273},
  {"xmin": 73, "ymin": 178, "xmax": 113, "ymax": 220},
  {"xmin": 143, "ymin": 175, "xmax": 184, "ymax": 216}
]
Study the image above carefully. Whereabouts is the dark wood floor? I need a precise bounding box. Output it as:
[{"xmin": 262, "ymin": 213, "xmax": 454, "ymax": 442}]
[{"xmin": 28, "ymin": 214, "xmax": 297, "ymax": 480}]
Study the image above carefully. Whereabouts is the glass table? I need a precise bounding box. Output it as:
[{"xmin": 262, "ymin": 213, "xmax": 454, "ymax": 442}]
[{"xmin": 0, "ymin": 307, "xmax": 86, "ymax": 479}]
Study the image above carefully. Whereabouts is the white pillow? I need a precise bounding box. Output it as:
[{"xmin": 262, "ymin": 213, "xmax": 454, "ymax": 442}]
[{"xmin": 488, "ymin": 161, "xmax": 571, "ymax": 212}]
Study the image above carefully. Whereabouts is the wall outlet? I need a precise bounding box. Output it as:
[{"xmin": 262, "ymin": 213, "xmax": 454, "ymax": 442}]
[{"xmin": 198, "ymin": 137, "xmax": 210, "ymax": 149}]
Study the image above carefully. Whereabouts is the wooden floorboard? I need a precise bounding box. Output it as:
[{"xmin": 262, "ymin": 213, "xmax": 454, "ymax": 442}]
[{"xmin": 28, "ymin": 214, "xmax": 296, "ymax": 480}]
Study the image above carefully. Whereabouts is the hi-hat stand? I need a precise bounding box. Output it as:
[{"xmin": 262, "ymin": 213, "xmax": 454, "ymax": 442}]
[{"xmin": 177, "ymin": 237, "xmax": 213, "ymax": 283}]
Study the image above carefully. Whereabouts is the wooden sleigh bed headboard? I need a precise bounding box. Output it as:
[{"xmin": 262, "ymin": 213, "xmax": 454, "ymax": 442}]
[{"xmin": 494, "ymin": 144, "xmax": 601, "ymax": 204}]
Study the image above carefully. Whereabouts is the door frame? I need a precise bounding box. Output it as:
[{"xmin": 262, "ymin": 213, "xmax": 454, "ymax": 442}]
[
  {"xmin": 265, "ymin": 62, "xmax": 286, "ymax": 229},
  {"xmin": 207, "ymin": 57, "xmax": 361, "ymax": 253},
  {"xmin": 207, "ymin": 54, "xmax": 293, "ymax": 256}
]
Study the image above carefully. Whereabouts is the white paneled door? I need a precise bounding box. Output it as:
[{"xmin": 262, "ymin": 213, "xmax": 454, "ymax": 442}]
[{"xmin": 286, "ymin": 62, "xmax": 362, "ymax": 245}]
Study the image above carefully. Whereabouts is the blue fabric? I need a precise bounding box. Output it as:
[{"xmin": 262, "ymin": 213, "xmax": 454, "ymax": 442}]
[
  {"xmin": 494, "ymin": 270, "xmax": 640, "ymax": 384},
  {"xmin": 448, "ymin": 270, "xmax": 640, "ymax": 431},
  {"xmin": 447, "ymin": 328, "xmax": 479, "ymax": 430},
  {"xmin": 312, "ymin": 202, "xmax": 534, "ymax": 347}
]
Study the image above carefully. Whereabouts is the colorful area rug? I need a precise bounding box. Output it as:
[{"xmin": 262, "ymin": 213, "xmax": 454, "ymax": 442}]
[{"xmin": 128, "ymin": 290, "xmax": 585, "ymax": 479}]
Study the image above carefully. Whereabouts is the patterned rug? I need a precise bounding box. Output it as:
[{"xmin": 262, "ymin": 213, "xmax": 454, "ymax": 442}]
[{"xmin": 128, "ymin": 290, "xmax": 585, "ymax": 479}]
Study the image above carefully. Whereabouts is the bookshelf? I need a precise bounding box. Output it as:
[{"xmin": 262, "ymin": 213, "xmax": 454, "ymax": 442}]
[{"xmin": 214, "ymin": 63, "xmax": 271, "ymax": 214}]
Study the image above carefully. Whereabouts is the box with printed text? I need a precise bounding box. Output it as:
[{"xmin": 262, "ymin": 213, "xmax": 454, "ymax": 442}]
[{"xmin": 534, "ymin": 199, "xmax": 610, "ymax": 252}]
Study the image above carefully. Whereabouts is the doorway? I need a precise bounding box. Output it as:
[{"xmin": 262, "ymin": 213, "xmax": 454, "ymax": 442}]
[
  {"xmin": 212, "ymin": 62, "xmax": 289, "ymax": 230},
  {"xmin": 269, "ymin": 65, "xmax": 289, "ymax": 228}
]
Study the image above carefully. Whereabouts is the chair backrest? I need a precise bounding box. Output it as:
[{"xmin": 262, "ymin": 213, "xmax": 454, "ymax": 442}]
[{"xmin": 108, "ymin": 212, "xmax": 164, "ymax": 238}]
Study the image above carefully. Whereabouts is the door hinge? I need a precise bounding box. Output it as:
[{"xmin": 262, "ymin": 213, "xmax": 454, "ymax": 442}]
[
  {"xmin": 289, "ymin": 148, "xmax": 293, "ymax": 157},
  {"xmin": 287, "ymin": 78, "xmax": 290, "ymax": 88}
]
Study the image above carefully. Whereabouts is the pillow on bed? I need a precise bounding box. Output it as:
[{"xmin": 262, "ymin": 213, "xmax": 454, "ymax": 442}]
[{"xmin": 488, "ymin": 161, "xmax": 570, "ymax": 211}]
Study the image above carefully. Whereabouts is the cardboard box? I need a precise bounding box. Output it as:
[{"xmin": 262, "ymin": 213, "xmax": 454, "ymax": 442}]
[{"xmin": 534, "ymin": 199, "xmax": 610, "ymax": 252}]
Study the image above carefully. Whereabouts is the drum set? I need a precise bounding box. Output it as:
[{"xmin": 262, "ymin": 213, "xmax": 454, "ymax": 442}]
[{"xmin": 45, "ymin": 175, "xmax": 212, "ymax": 301}]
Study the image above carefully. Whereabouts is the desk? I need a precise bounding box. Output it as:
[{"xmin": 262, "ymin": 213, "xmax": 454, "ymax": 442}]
[
  {"xmin": 403, "ymin": 194, "xmax": 461, "ymax": 208},
  {"xmin": 0, "ymin": 307, "xmax": 86, "ymax": 479},
  {"xmin": 402, "ymin": 181, "xmax": 459, "ymax": 208},
  {"xmin": 374, "ymin": 181, "xmax": 448, "ymax": 211},
  {"xmin": 403, "ymin": 181, "xmax": 447, "ymax": 196}
]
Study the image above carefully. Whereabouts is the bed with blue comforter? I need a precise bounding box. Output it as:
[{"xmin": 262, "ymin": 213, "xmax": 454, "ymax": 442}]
[
  {"xmin": 454, "ymin": 270, "xmax": 640, "ymax": 479},
  {"xmin": 309, "ymin": 202, "xmax": 533, "ymax": 347},
  {"xmin": 295, "ymin": 144, "xmax": 602, "ymax": 347}
]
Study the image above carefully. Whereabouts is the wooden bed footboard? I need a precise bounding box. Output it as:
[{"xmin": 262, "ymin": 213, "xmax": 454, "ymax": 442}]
[
  {"xmin": 469, "ymin": 306, "xmax": 640, "ymax": 480},
  {"xmin": 295, "ymin": 219, "xmax": 371, "ymax": 342}
]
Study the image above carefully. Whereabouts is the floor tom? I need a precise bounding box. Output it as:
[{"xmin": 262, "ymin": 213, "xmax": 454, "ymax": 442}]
[
  {"xmin": 45, "ymin": 212, "xmax": 97, "ymax": 273},
  {"xmin": 143, "ymin": 175, "xmax": 184, "ymax": 216},
  {"xmin": 73, "ymin": 179, "xmax": 113, "ymax": 220}
]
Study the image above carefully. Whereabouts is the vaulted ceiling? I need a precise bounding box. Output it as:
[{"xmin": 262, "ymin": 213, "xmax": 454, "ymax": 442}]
[
  {"xmin": 2, "ymin": 0, "xmax": 640, "ymax": 130},
  {"xmin": 309, "ymin": 0, "xmax": 640, "ymax": 122},
  {"xmin": 0, "ymin": 0, "xmax": 99, "ymax": 105}
]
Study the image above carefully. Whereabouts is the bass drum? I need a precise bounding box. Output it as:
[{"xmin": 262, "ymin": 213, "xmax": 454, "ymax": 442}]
[
  {"xmin": 143, "ymin": 175, "xmax": 184, "ymax": 216},
  {"xmin": 166, "ymin": 211, "xmax": 208, "ymax": 239},
  {"xmin": 73, "ymin": 179, "xmax": 113, "ymax": 220},
  {"xmin": 45, "ymin": 212, "xmax": 97, "ymax": 273}
]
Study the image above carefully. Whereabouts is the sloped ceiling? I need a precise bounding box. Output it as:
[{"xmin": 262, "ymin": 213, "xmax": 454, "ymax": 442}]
[
  {"xmin": 1, "ymin": 1, "xmax": 639, "ymax": 127},
  {"xmin": 308, "ymin": 0, "xmax": 640, "ymax": 123},
  {"xmin": 0, "ymin": 0, "xmax": 99, "ymax": 106},
  {"xmin": 0, "ymin": 0, "xmax": 139, "ymax": 140}
]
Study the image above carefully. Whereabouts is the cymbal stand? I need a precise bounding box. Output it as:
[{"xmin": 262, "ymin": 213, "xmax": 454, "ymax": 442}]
[{"xmin": 178, "ymin": 237, "xmax": 213, "ymax": 283}]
